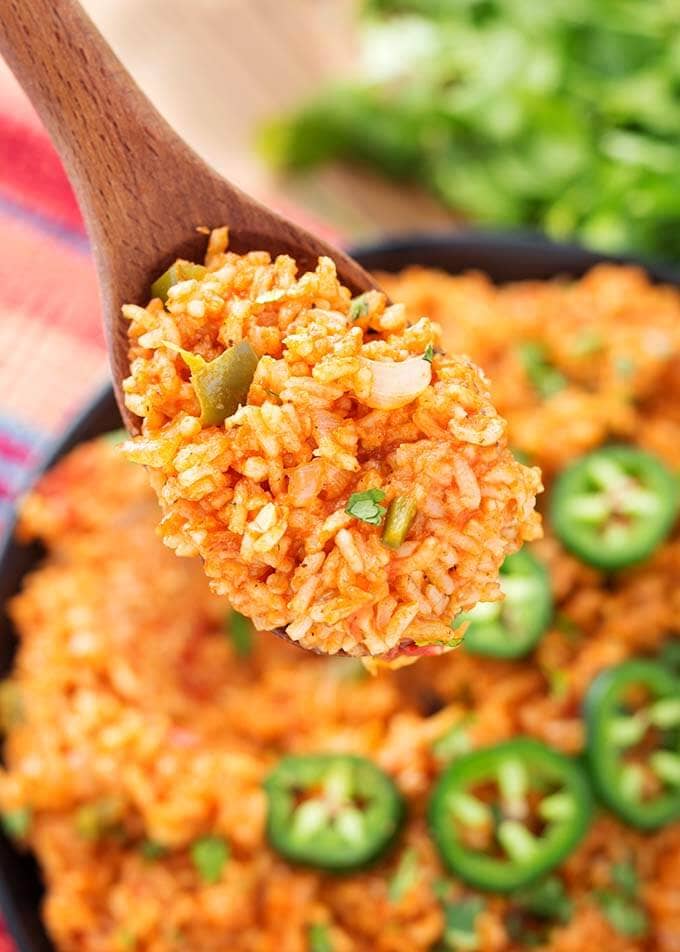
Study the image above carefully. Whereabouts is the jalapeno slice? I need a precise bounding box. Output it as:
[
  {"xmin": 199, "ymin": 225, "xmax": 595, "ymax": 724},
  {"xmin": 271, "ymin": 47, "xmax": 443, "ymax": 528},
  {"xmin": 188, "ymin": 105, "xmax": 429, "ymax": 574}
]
[
  {"xmin": 428, "ymin": 739, "xmax": 592, "ymax": 892},
  {"xmin": 585, "ymin": 660, "xmax": 680, "ymax": 830},
  {"xmin": 458, "ymin": 549, "xmax": 553, "ymax": 659},
  {"xmin": 264, "ymin": 754, "xmax": 404, "ymax": 871},
  {"xmin": 550, "ymin": 446, "xmax": 679, "ymax": 570}
]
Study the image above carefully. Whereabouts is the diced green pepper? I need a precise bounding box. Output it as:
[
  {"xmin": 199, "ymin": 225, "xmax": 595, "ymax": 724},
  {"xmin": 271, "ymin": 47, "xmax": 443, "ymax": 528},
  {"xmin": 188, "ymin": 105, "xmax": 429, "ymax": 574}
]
[
  {"xmin": 382, "ymin": 494, "xmax": 418, "ymax": 549},
  {"xmin": 168, "ymin": 341, "xmax": 259, "ymax": 427},
  {"xmin": 151, "ymin": 261, "xmax": 207, "ymax": 304}
]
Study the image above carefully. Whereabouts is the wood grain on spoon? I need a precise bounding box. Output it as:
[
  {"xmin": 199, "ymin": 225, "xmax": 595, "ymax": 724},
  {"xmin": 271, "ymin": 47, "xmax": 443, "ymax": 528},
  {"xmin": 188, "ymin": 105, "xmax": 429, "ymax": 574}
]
[{"xmin": 0, "ymin": 0, "xmax": 379, "ymax": 434}]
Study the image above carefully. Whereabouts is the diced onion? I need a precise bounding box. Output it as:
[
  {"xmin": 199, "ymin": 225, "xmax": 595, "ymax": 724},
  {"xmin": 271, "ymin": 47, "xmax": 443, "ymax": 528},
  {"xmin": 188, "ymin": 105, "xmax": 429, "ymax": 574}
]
[{"xmin": 362, "ymin": 355, "xmax": 432, "ymax": 410}]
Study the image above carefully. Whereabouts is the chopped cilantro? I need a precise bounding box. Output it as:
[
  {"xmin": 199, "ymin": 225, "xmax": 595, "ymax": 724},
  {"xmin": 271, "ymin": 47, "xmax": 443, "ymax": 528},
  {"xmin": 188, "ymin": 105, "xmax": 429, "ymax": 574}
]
[
  {"xmin": 513, "ymin": 876, "xmax": 573, "ymax": 924},
  {"xmin": 349, "ymin": 294, "xmax": 370, "ymax": 321},
  {"xmin": 1, "ymin": 807, "xmax": 31, "ymax": 839},
  {"xmin": 442, "ymin": 896, "xmax": 485, "ymax": 950},
  {"xmin": 518, "ymin": 342, "xmax": 568, "ymax": 400},
  {"xmin": 345, "ymin": 488, "xmax": 387, "ymax": 526},
  {"xmin": 308, "ymin": 922, "xmax": 333, "ymax": 952},
  {"xmin": 570, "ymin": 330, "xmax": 604, "ymax": 357},
  {"xmin": 423, "ymin": 343, "xmax": 435, "ymax": 363},
  {"xmin": 615, "ymin": 355, "xmax": 636, "ymax": 379},
  {"xmin": 611, "ymin": 857, "xmax": 639, "ymax": 897},
  {"xmin": 117, "ymin": 928, "xmax": 137, "ymax": 951},
  {"xmin": 595, "ymin": 890, "xmax": 648, "ymax": 937},
  {"xmin": 139, "ymin": 838, "xmax": 168, "ymax": 861},
  {"xmin": 388, "ymin": 847, "xmax": 420, "ymax": 902},
  {"xmin": 225, "ymin": 609, "xmax": 254, "ymax": 656},
  {"xmin": 190, "ymin": 835, "xmax": 230, "ymax": 884},
  {"xmin": 554, "ymin": 613, "xmax": 583, "ymax": 641}
]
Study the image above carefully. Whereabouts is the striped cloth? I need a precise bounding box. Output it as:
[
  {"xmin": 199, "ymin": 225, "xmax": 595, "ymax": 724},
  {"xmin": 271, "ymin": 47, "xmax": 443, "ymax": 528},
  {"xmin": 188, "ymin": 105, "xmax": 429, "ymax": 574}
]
[{"xmin": 0, "ymin": 64, "xmax": 108, "ymax": 531}]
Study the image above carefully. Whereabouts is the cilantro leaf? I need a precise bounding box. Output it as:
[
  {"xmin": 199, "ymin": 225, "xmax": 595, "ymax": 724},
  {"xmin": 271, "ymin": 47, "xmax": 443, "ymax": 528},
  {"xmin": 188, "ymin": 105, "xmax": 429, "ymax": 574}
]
[
  {"xmin": 388, "ymin": 847, "xmax": 420, "ymax": 902},
  {"xmin": 349, "ymin": 294, "xmax": 370, "ymax": 321},
  {"xmin": 596, "ymin": 891, "xmax": 648, "ymax": 937},
  {"xmin": 225, "ymin": 609, "xmax": 254, "ymax": 657},
  {"xmin": 191, "ymin": 835, "xmax": 230, "ymax": 884},
  {"xmin": 345, "ymin": 488, "xmax": 387, "ymax": 526},
  {"xmin": 1, "ymin": 807, "xmax": 31, "ymax": 839},
  {"xmin": 308, "ymin": 923, "xmax": 333, "ymax": 952},
  {"xmin": 423, "ymin": 343, "xmax": 435, "ymax": 362}
]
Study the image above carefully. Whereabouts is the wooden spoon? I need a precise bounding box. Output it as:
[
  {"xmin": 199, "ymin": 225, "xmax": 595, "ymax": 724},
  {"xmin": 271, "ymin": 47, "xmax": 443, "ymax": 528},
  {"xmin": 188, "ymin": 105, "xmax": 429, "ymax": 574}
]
[{"xmin": 0, "ymin": 0, "xmax": 379, "ymax": 435}]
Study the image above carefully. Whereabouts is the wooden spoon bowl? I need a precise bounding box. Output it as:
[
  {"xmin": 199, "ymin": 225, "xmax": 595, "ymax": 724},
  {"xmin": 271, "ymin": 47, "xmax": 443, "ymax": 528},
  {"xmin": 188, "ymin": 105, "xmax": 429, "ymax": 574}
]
[
  {"xmin": 0, "ymin": 0, "xmax": 379, "ymax": 435},
  {"xmin": 0, "ymin": 0, "xmax": 384, "ymax": 653}
]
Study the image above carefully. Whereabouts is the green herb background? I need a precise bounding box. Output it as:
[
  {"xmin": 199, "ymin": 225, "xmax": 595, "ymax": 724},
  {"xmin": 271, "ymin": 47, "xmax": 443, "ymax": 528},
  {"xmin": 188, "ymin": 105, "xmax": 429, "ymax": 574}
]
[{"xmin": 261, "ymin": 0, "xmax": 680, "ymax": 260}]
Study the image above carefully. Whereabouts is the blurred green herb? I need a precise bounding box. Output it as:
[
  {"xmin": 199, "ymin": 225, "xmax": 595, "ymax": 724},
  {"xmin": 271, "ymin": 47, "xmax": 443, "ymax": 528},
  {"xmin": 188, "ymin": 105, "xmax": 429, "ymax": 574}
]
[
  {"xmin": 308, "ymin": 922, "xmax": 333, "ymax": 952},
  {"xmin": 225, "ymin": 609, "xmax": 254, "ymax": 657},
  {"xmin": 388, "ymin": 847, "xmax": 420, "ymax": 902},
  {"xmin": 595, "ymin": 891, "xmax": 648, "ymax": 937},
  {"xmin": 191, "ymin": 835, "xmax": 230, "ymax": 884},
  {"xmin": 432, "ymin": 716, "xmax": 473, "ymax": 762},
  {"xmin": 1, "ymin": 807, "xmax": 31, "ymax": 839},
  {"xmin": 346, "ymin": 488, "xmax": 387, "ymax": 525},
  {"xmin": 139, "ymin": 838, "xmax": 168, "ymax": 861},
  {"xmin": 261, "ymin": 0, "xmax": 680, "ymax": 260},
  {"xmin": 517, "ymin": 342, "xmax": 568, "ymax": 400}
]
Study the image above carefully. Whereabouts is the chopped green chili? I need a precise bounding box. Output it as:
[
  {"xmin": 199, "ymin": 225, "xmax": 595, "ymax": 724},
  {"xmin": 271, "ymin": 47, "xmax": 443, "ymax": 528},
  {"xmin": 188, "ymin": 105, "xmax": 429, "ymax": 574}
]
[
  {"xmin": 388, "ymin": 847, "xmax": 420, "ymax": 902},
  {"xmin": 225, "ymin": 609, "xmax": 254, "ymax": 657},
  {"xmin": 382, "ymin": 493, "xmax": 418, "ymax": 548},
  {"xmin": 345, "ymin": 488, "xmax": 387, "ymax": 526},
  {"xmin": 166, "ymin": 340, "xmax": 259, "ymax": 427},
  {"xmin": 191, "ymin": 835, "xmax": 230, "ymax": 884},
  {"xmin": 517, "ymin": 342, "xmax": 567, "ymax": 400},
  {"xmin": 1, "ymin": 807, "xmax": 31, "ymax": 839},
  {"xmin": 151, "ymin": 261, "xmax": 207, "ymax": 304},
  {"xmin": 423, "ymin": 343, "xmax": 435, "ymax": 363}
]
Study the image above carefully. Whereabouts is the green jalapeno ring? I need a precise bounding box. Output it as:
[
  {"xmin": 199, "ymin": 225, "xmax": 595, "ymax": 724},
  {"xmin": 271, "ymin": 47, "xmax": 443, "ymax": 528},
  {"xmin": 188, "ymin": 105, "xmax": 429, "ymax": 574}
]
[
  {"xmin": 550, "ymin": 445, "xmax": 679, "ymax": 571},
  {"xmin": 584, "ymin": 660, "xmax": 680, "ymax": 830},
  {"xmin": 264, "ymin": 754, "xmax": 405, "ymax": 872},
  {"xmin": 459, "ymin": 548, "xmax": 553, "ymax": 659},
  {"xmin": 428, "ymin": 738, "xmax": 592, "ymax": 892}
]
